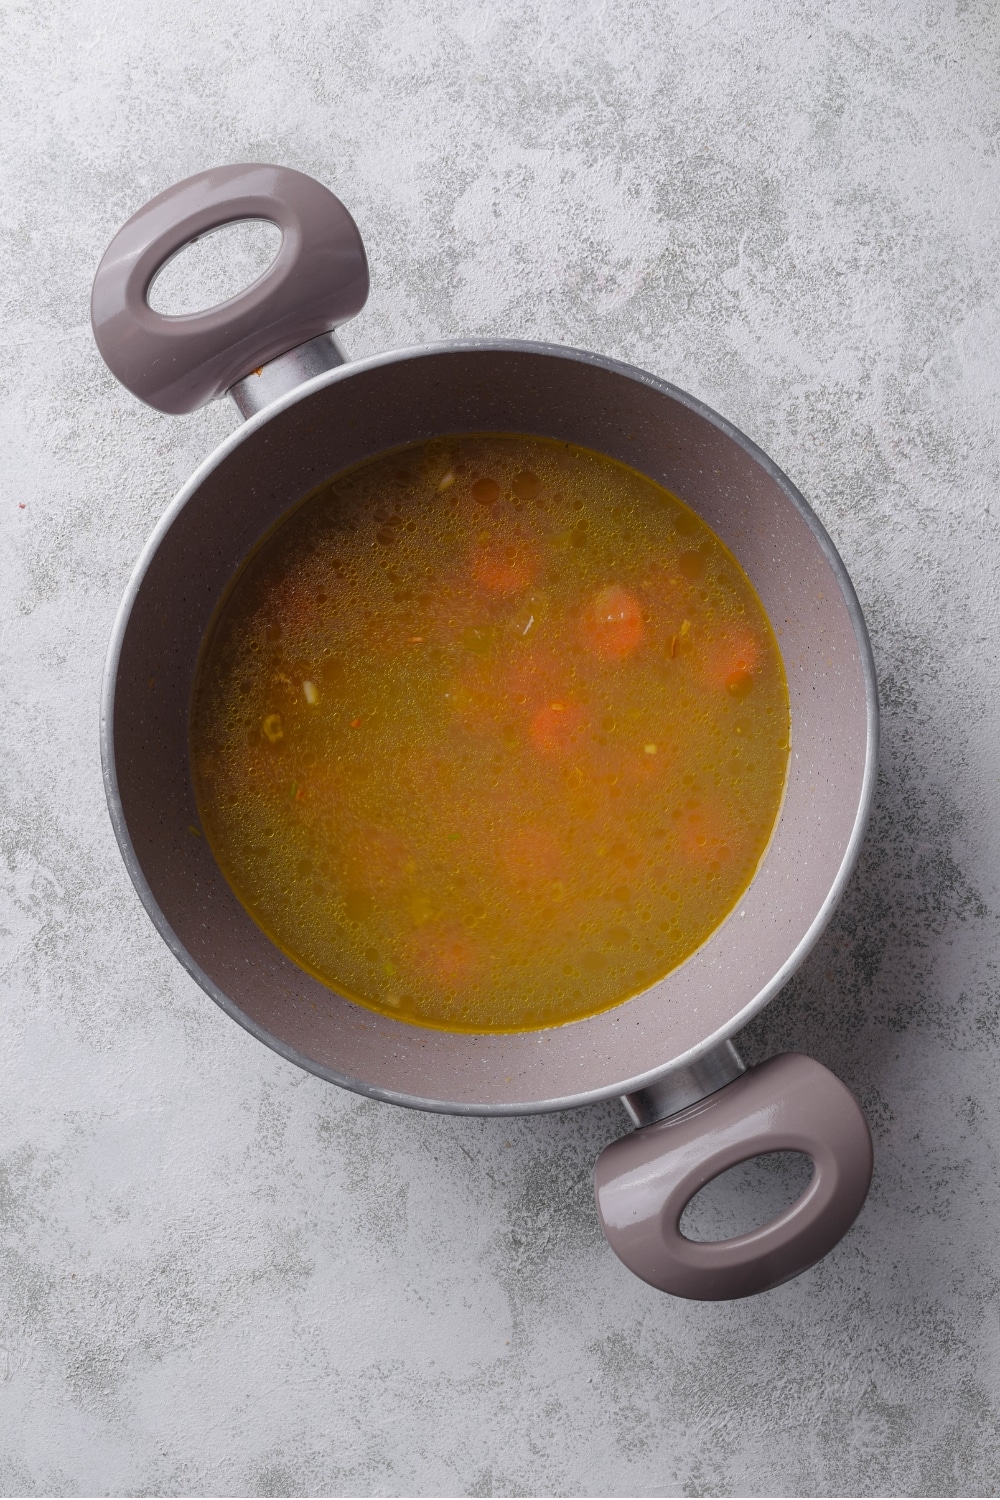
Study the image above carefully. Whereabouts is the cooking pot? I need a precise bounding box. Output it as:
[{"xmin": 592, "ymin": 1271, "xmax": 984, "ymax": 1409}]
[{"xmin": 92, "ymin": 164, "xmax": 878, "ymax": 1300}]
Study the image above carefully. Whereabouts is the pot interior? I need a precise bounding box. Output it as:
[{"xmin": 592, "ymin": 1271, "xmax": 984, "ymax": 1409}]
[{"xmin": 108, "ymin": 345, "xmax": 874, "ymax": 1112}]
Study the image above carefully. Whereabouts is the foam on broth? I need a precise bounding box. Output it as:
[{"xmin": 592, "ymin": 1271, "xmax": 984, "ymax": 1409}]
[{"xmin": 191, "ymin": 434, "xmax": 790, "ymax": 1032}]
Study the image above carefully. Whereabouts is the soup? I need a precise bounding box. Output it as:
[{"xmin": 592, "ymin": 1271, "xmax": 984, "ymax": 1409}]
[{"xmin": 190, "ymin": 434, "xmax": 790, "ymax": 1032}]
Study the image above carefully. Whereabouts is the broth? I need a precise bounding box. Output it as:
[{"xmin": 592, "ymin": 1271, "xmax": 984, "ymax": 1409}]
[{"xmin": 191, "ymin": 434, "xmax": 790, "ymax": 1032}]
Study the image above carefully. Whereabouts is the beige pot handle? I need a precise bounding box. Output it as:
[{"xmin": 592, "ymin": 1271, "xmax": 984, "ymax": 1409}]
[
  {"xmin": 91, "ymin": 163, "xmax": 368, "ymax": 414},
  {"xmin": 595, "ymin": 1053, "xmax": 873, "ymax": 1300}
]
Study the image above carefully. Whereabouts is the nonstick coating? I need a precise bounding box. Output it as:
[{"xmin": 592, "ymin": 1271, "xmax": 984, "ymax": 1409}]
[{"xmin": 103, "ymin": 342, "xmax": 877, "ymax": 1114}]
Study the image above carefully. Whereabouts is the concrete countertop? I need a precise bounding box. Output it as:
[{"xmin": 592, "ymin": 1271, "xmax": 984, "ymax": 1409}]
[{"xmin": 2, "ymin": 0, "xmax": 999, "ymax": 1493}]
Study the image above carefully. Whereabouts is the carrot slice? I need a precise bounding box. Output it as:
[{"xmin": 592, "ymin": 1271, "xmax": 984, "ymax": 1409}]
[
  {"xmin": 528, "ymin": 700, "xmax": 588, "ymax": 758},
  {"xmin": 580, "ymin": 586, "xmax": 644, "ymax": 659},
  {"xmin": 408, "ymin": 923, "xmax": 483, "ymax": 989},
  {"xmin": 472, "ymin": 542, "xmax": 539, "ymax": 595}
]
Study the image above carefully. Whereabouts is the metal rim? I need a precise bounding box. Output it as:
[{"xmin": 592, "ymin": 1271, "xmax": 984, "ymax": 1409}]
[{"xmin": 101, "ymin": 338, "xmax": 880, "ymax": 1115}]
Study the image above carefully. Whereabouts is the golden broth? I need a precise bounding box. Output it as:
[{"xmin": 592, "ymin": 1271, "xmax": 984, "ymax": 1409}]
[{"xmin": 191, "ymin": 434, "xmax": 790, "ymax": 1032}]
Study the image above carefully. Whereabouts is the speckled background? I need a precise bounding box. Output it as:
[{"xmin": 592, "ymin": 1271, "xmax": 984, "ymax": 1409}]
[{"xmin": 1, "ymin": 0, "xmax": 999, "ymax": 1494}]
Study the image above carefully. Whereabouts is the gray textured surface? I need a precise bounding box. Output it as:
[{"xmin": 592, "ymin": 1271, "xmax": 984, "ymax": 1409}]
[{"xmin": 1, "ymin": 0, "xmax": 998, "ymax": 1494}]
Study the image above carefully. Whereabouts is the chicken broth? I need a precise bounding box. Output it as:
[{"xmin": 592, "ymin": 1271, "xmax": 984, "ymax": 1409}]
[{"xmin": 191, "ymin": 434, "xmax": 790, "ymax": 1032}]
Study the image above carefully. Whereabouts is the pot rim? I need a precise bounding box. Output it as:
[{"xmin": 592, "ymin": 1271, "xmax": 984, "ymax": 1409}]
[{"xmin": 101, "ymin": 337, "xmax": 880, "ymax": 1115}]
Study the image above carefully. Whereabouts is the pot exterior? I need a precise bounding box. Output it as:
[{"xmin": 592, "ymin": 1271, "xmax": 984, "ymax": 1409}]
[{"xmin": 103, "ymin": 341, "xmax": 878, "ymax": 1115}]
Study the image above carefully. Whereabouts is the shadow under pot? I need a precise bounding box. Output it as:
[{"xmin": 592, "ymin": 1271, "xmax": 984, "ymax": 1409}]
[{"xmin": 92, "ymin": 163, "xmax": 878, "ymax": 1300}]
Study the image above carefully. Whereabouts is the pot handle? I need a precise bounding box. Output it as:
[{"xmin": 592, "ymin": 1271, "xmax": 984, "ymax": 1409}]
[
  {"xmin": 91, "ymin": 163, "xmax": 369, "ymax": 415},
  {"xmin": 594, "ymin": 1053, "xmax": 873, "ymax": 1300}
]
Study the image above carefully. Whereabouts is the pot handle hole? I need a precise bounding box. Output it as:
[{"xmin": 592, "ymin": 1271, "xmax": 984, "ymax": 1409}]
[
  {"xmin": 90, "ymin": 163, "xmax": 369, "ymax": 415},
  {"xmin": 594, "ymin": 1053, "xmax": 873, "ymax": 1300}
]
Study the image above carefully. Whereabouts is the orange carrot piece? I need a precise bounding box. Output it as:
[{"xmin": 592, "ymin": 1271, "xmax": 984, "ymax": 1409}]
[
  {"xmin": 472, "ymin": 543, "xmax": 539, "ymax": 595},
  {"xmin": 580, "ymin": 586, "xmax": 645, "ymax": 660},
  {"xmin": 528, "ymin": 700, "xmax": 588, "ymax": 758},
  {"xmin": 408, "ymin": 923, "xmax": 483, "ymax": 989}
]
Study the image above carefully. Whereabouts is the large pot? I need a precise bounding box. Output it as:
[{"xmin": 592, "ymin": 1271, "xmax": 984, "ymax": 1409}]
[{"xmin": 92, "ymin": 164, "xmax": 878, "ymax": 1300}]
